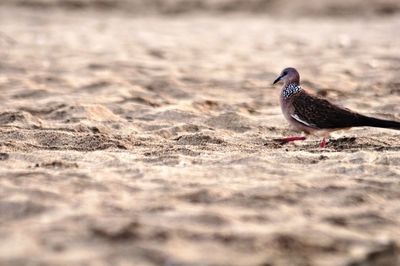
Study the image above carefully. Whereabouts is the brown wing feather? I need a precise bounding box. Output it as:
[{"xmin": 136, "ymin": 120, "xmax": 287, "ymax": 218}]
[{"xmin": 291, "ymin": 91, "xmax": 363, "ymax": 129}]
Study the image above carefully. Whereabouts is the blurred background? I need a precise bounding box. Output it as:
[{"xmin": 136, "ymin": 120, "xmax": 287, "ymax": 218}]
[
  {"xmin": 1, "ymin": 0, "xmax": 400, "ymax": 16},
  {"xmin": 1, "ymin": 1, "xmax": 400, "ymax": 266},
  {"xmin": 0, "ymin": 0, "xmax": 399, "ymax": 18}
]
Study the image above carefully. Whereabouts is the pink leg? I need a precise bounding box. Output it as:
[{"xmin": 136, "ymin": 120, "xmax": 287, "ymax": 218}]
[
  {"xmin": 279, "ymin": 136, "xmax": 306, "ymax": 143},
  {"xmin": 319, "ymin": 137, "xmax": 327, "ymax": 148}
]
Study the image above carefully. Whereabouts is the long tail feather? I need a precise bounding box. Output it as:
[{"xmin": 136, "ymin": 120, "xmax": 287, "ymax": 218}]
[{"xmin": 358, "ymin": 115, "xmax": 400, "ymax": 130}]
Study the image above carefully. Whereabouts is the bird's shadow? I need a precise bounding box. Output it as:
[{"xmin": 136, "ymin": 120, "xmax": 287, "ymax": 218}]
[{"xmin": 266, "ymin": 136, "xmax": 400, "ymax": 152}]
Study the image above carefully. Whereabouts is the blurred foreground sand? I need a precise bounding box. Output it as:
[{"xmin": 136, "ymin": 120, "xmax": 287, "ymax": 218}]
[{"xmin": 0, "ymin": 2, "xmax": 400, "ymax": 265}]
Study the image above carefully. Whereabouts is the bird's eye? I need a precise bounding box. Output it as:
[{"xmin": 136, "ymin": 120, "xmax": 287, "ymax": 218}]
[{"xmin": 282, "ymin": 71, "xmax": 287, "ymax": 76}]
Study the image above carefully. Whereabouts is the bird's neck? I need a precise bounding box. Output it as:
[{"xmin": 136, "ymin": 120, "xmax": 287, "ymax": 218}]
[{"xmin": 282, "ymin": 83, "xmax": 302, "ymax": 98}]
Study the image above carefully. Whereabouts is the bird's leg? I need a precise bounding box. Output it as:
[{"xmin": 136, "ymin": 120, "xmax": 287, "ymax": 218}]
[
  {"xmin": 319, "ymin": 137, "xmax": 327, "ymax": 148},
  {"xmin": 318, "ymin": 132, "xmax": 331, "ymax": 148},
  {"xmin": 279, "ymin": 136, "xmax": 306, "ymax": 143}
]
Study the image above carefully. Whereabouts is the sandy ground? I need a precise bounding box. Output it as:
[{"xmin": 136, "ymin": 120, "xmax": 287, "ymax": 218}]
[{"xmin": 0, "ymin": 3, "xmax": 400, "ymax": 266}]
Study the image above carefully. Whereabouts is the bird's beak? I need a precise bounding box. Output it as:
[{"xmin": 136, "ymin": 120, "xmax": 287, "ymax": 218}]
[{"xmin": 272, "ymin": 75, "xmax": 283, "ymax": 85}]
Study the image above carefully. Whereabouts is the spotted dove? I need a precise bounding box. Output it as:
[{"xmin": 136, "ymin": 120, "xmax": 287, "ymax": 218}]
[{"xmin": 272, "ymin": 67, "xmax": 400, "ymax": 148}]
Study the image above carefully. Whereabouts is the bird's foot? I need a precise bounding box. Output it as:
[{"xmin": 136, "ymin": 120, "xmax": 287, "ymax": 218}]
[
  {"xmin": 319, "ymin": 137, "xmax": 327, "ymax": 148},
  {"xmin": 275, "ymin": 136, "xmax": 306, "ymax": 144}
]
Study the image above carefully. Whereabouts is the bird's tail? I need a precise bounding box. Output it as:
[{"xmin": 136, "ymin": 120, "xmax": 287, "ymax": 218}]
[{"xmin": 357, "ymin": 115, "xmax": 400, "ymax": 130}]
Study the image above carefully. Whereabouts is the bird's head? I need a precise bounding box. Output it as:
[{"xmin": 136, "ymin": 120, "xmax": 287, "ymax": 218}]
[{"xmin": 273, "ymin": 67, "xmax": 300, "ymax": 85}]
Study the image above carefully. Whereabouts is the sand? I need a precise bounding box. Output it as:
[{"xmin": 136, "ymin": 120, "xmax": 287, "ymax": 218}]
[{"xmin": 0, "ymin": 1, "xmax": 400, "ymax": 265}]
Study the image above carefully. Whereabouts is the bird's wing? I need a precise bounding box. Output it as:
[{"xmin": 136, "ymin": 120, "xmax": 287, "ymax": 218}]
[
  {"xmin": 291, "ymin": 113, "xmax": 318, "ymax": 128},
  {"xmin": 290, "ymin": 91, "xmax": 363, "ymax": 129}
]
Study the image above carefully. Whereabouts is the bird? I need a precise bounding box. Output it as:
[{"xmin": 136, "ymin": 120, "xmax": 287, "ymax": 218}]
[{"xmin": 272, "ymin": 67, "xmax": 400, "ymax": 148}]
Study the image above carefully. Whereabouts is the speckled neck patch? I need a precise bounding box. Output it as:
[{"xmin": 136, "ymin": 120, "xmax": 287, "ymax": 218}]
[{"xmin": 282, "ymin": 83, "xmax": 301, "ymax": 98}]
